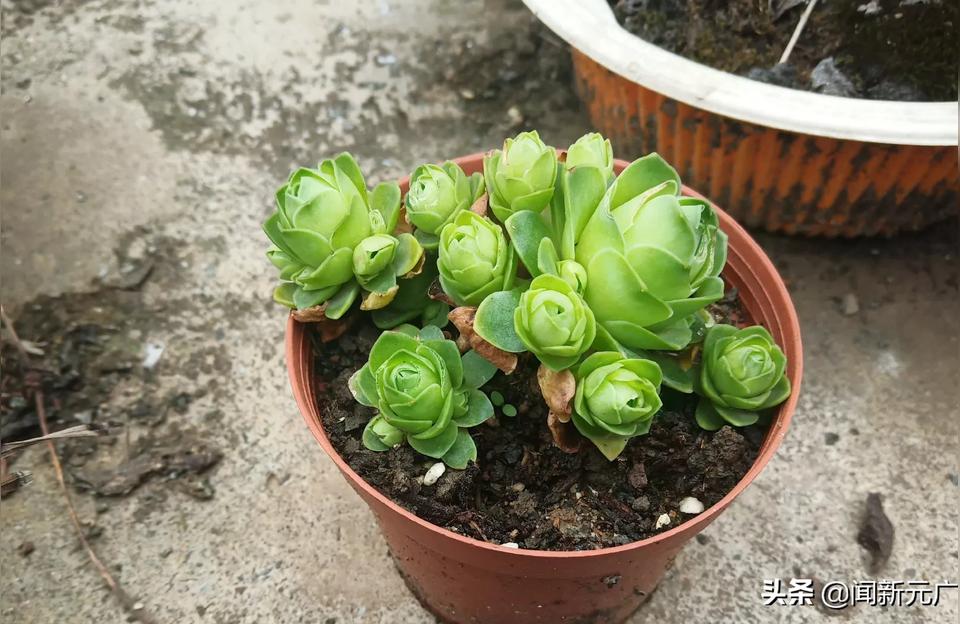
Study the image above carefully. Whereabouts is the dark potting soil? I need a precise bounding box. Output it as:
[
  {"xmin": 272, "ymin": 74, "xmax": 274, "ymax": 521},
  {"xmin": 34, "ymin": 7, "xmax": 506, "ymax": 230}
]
[
  {"xmin": 609, "ymin": 0, "xmax": 958, "ymax": 102},
  {"xmin": 313, "ymin": 296, "xmax": 765, "ymax": 551}
]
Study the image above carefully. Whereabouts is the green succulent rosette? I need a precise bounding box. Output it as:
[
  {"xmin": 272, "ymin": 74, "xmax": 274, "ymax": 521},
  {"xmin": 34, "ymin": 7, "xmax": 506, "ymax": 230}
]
[
  {"xmin": 575, "ymin": 153, "xmax": 728, "ymax": 351},
  {"xmin": 572, "ymin": 352, "xmax": 663, "ymax": 460},
  {"xmin": 515, "ymin": 274, "xmax": 596, "ymax": 371},
  {"xmin": 483, "ymin": 130, "xmax": 558, "ymax": 223},
  {"xmin": 350, "ymin": 232, "xmax": 424, "ymax": 310},
  {"xmin": 557, "ymin": 259, "xmax": 588, "ymax": 295},
  {"xmin": 349, "ymin": 326, "xmax": 498, "ymax": 468},
  {"xmin": 694, "ymin": 324, "xmax": 791, "ymax": 430},
  {"xmin": 264, "ymin": 153, "xmax": 421, "ymax": 316},
  {"xmin": 438, "ymin": 211, "xmax": 518, "ymax": 307},
  {"xmin": 564, "ymin": 132, "xmax": 614, "ymax": 181},
  {"xmin": 405, "ymin": 162, "xmax": 485, "ymax": 249}
]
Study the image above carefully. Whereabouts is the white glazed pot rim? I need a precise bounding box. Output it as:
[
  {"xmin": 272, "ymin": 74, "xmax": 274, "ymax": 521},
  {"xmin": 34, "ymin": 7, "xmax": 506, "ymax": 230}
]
[{"xmin": 523, "ymin": 0, "xmax": 958, "ymax": 147}]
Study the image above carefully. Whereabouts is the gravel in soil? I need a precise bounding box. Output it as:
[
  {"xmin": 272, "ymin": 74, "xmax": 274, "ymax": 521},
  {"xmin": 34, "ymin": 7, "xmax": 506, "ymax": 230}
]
[
  {"xmin": 609, "ymin": 0, "xmax": 957, "ymax": 102},
  {"xmin": 314, "ymin": 297, "xmax": 766, "ymax": 551}
]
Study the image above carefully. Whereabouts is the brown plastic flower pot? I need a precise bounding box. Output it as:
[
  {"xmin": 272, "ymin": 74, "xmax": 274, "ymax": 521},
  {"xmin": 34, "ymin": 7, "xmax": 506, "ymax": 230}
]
[
  {"xmin": 523, "ymin": 0, "xmax": 959, "ymax": 238},
  {"xmin": 286, "ymin": 155, "xmax": 803, "ymax": 624}
]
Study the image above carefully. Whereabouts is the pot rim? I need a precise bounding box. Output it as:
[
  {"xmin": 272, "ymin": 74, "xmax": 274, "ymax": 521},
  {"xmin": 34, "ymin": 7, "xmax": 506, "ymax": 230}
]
[
  {"xmin": 522, "ymin": 0, "xmax": 957, "ymax": 147},
  {"xmin": 286, "ymin": 153, "xmax": 804, "ymax": 559}
]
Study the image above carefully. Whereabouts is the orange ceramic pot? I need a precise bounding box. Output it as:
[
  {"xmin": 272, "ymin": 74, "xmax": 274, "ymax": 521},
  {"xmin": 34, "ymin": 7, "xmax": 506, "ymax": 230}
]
[
  {"xmin": 286, "ymin": 155, "xmax": 804, "ymax": 623},
  {"xmin": 522, "ymin": 0, "xmax": 959, "ymax": 237}
]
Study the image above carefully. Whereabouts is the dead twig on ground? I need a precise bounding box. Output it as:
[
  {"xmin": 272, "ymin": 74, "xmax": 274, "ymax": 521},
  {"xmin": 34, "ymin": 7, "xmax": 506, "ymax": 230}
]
[
  {"xmin": 2, "ymin": 423, "xmax": 111, "ymax": 459},
  {"xmin": 37, "ymin": 391, "xmax": 160, "ymax": 624},
  {"xmin": 779, "ymin": 0, "xmax": 819, "ymax": 64},
  {"xmin": 1, "ymin": 304, "xmax": 32, "ymax": 362},
  {"xmin": 5, "ymin": 304, "xmax": 156, "ymax": 623}
]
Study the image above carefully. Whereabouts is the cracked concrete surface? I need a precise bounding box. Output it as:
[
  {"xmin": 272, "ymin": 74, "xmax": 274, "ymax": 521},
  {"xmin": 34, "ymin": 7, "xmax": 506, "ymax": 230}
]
[{"xmin": 1, "ymin": 1, "xmax": 957, "ymax": 623}]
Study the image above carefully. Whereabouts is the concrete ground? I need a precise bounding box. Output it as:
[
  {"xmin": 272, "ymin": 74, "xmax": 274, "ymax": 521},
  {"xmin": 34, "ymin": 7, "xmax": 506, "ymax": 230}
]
[{"xmin": 1, "ymin": 0, "xmax": 956, "ymax": 622}]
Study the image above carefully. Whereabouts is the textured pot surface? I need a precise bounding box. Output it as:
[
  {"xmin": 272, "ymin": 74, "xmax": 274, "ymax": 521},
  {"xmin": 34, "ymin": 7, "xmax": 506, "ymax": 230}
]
[
  {"xmin": 523, "ymin": 0, "xmax": 959, "ymax": 238},
  {"xmin": 572, "ymin": 52, "xmax": 958, "ymax": 237},
  {"xmin": 286, "ymin": 155, "xmax": 804, "ymax": 624}
]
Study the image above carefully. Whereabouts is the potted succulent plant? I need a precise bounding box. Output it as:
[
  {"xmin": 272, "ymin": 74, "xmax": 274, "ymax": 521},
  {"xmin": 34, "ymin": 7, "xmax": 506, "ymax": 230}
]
[{"xmin": 274, "ymin": 131, "xmax": 802, "ymax": 623}]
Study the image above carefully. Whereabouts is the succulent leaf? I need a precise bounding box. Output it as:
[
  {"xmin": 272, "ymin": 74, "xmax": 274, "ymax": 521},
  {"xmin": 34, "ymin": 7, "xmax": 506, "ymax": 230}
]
[
  {"xmin": 633, "ymin": 348, "xmax": 696, "ymax": 394},
  {"xmin": 504, "ymin": 210, "xmax": 553, "ymax": 278},
  {"xmin": 536, "ymin": 238, "xmax": 560, "ymax": 277},
  {"xmin": 452, "ymin": 389, "xmax": 494, "ymax": 428},
  {"xmin": 461, "ymin": 350, "xmax": 499, "ymax": 388},
  {"xmin": 407, "ymin": 422, "xmax": 459, "ymax": 458},
  {"xmin": 555, "ymin": 164, "xmax": 609, "ymax": 259},
  {"xmin": 441, "ymin": 428, "xmax": 478, "ymax": 469},
  {"xmin": 474, "ymin": 288, "xmax": 527, "ymax": 353},
  {"xmin": 273, "ymin": 283, "xmax": 297, "ymax": 308},
  {"xmin": 362, "ymin": 415, "xmax": 404, "ymax": 450}
]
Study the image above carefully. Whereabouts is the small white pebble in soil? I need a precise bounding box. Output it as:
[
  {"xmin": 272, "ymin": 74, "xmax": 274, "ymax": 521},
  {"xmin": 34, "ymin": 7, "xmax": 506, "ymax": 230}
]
[
  {"xmin": 679, "ymin": 497, "xmax": 705, "ymax": 514},
  {"xmin": 501, "ymin": 542, "xmax": 519, "ymax": 549},
  {"xmin": 655, "ymin": 513, "xmax": 671, "ymax": 529},
  {"xmin": 842, "ymin": 293, "xmax": 860, "ymax": 315},
  {"xmin": 142, "ymin": 343, "xmax": 165, "ymax": 369},
  {"xmin": 422, "ymin": 462, "xmax": 446, "ymax": 486}
]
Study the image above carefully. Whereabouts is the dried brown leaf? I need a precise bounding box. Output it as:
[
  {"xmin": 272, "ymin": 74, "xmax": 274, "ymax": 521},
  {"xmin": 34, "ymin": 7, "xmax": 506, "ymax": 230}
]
[
  {"xmin": 360, "ymin": 285, "xmax": 399, "ymax": 310},
  {"xmin": 447, "ymin": 305, "xmax": 477, "ymax": 336},
  {"xmin": 547, "ymin": 411, "xmax": 581, "ymax": 454},
  {"xmin": 290, "ymin": 305, "xmax": 329, "ymax": 323},
  {"xmin": 403, "ymin": 252, "xmax": 427, "ymax": 279},
  {"xmin": 290, "ymin": 307, "xmax": 355, "ymax": 343},
  {"xmin": 473, "ymin": 340, "xmax": 518, "ymax": 375},
  {"xmin": 428, "ymin": 279, "xmax": 457, "ymax": 306},
  {"xmin": 448, "ymin": 306, "xmax": 517, "ymax": 374},
  {"xmin": 537, "ymin": 365, "xmax": 575, "ymax": 423},
  {"xmin": 395, "ymin": 205, "xmax": 414, "ymax": 234},
  {"xmin": 681, "ymin": 344, "xmax": 700, "ymax": 370},
  {"xmin": 469, "ymin": 193, "xmax": 489, "ymax": 217},
  {"xmin": 318, "ymin": 315, "xmax": 355, "ymax": 343}
]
